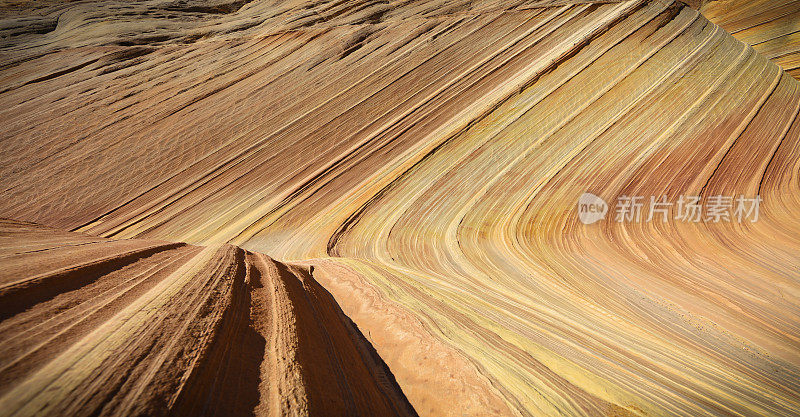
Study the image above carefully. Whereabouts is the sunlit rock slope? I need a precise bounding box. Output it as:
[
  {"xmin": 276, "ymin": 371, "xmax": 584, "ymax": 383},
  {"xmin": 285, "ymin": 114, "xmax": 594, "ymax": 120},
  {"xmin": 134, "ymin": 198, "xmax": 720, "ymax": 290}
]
[
  {"xmin": 701, "ymin": 0, "xmax": 800, "ymax": 79},
  {"xmin": 0, "ymin": 219, "xmax": 415, "ymax": 416},
  {"xmin": 1, "ymin": 0, "xmax": 799, "ymax": 416}
]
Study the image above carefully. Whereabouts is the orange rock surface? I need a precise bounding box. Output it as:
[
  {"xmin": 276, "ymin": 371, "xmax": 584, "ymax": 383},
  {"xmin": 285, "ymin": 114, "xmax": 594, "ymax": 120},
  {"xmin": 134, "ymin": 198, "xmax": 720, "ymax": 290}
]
[
  {"xmin": 701, "ymin": 0, "xmax": 800, "ymax": 79},
  {"xmin": 0, "ymin": 219, "xmax": 415, "ymax": 416},
  {"xmin": 1, "ymin": 1, "xmax": 799, "ymax": 416}
]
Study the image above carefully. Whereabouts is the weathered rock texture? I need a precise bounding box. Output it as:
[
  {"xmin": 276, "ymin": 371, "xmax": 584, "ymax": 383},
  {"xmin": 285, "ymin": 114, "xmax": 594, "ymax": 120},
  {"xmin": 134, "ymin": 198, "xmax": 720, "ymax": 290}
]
[
  {"xmin": 0, "ymin": 219, "xmax": 415, "ymax": 416},
  {"xmin": 1, "ymin": 0, "xmax": 799, "ymax": 416},
  {"xmin": 701, "ymin": 0, "xmax": 800, "ymax": 79}
]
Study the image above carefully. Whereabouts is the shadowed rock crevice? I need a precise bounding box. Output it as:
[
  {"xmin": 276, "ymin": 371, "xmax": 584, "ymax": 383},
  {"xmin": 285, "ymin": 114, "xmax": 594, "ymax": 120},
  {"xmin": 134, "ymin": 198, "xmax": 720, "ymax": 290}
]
[
  {"xmin": 0, "ymin": 220, "xmax": 416, "ymax": 416},
  {"xmin": 272, "ymin": 261, "xmax": 418, "ymax": 416}
]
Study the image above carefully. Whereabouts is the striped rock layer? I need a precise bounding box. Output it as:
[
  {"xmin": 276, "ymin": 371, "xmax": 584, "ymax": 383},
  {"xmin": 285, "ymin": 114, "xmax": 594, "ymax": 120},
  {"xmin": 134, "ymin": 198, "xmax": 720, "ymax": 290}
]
[
  {"xmin": 700, "ymin": 0, "xmax": 800, "ymax": 79},
  {"xmin": 1, "ymin": 0, "xmax": 799, "ymax": 416},
  {"xmin": 0, "ymin": 219, "xmax": 415, "ymax": 416}
]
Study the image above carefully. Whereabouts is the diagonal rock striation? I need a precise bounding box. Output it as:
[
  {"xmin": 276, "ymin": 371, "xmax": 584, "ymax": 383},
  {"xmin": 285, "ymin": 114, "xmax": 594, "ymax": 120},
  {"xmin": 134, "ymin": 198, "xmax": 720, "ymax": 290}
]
[
  {"xmin": 0, "ymin": 219, "xmax": 414, "ymax": 416},
  {"xmin": 1, "ymin": 0, "xmax": 799, "ymax": 416}
]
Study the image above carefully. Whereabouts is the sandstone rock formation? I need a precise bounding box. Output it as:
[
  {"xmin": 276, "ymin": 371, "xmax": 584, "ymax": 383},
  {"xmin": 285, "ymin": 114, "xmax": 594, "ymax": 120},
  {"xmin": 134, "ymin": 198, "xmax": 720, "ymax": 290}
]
[
  {"xmin": 0, "ymin": 219, "xmax": 415, "ymax": 416},
  {"xmin": 701, "ymin": 0, "xmax": 800, "ymax": 79},
  {"xmin": 1, "ymin": 0, "xmax": 799, "ymax": 416}
]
